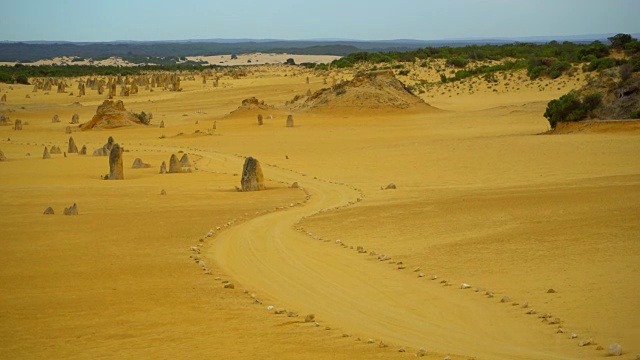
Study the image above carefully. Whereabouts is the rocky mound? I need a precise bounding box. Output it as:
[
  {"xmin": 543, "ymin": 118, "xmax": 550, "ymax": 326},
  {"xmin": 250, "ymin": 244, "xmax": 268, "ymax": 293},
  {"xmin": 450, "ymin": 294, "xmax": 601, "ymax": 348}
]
[
  {"xmin": 292, "ymin": 71, "xmax": 434, "ymax": 111},
  {"xmin": 81, "ymin": 100, "xmax": 146, "ymax": 130},
  {"xmin": 226, "ymin": 97, "xmax": 274, "ymax": 117}
]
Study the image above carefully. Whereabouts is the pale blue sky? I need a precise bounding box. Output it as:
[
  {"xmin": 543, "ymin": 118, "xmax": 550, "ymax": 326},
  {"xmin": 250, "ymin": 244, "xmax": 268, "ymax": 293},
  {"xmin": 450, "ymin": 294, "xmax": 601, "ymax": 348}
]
[{"xmin": 2, "ymin": 0, "xmax": 639, "ymax": 42}]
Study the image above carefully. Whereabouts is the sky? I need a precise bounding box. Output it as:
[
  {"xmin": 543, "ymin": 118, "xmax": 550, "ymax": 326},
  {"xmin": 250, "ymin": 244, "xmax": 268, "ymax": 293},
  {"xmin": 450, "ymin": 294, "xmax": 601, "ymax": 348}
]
[{"xmin": 2, "ymin": 0, "xmax": 639, "ymax": 42}]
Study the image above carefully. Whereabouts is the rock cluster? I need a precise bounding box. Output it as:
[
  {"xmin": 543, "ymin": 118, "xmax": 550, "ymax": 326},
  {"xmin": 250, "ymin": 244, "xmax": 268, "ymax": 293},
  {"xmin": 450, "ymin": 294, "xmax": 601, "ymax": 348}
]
[{"xmin": 63, "ymin": 203, "xmax": 78, "ymax": 215}]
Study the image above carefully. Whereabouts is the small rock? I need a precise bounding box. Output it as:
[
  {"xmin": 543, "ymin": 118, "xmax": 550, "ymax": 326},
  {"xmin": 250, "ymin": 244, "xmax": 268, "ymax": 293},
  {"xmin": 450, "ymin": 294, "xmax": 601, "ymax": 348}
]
[
  {"xmin": 607, "ymin": 343, "xmax": 622, "ymax": 356},
  {"xmin": 43, "ymin": 206, "xmax": 54, "ymax": 215},
  {"xmin": 547, "ymin": 288, "xmax": 557, "ymax": 293},
  {"xmin": 500, "ymin": 296, "xmax": 511, "ymax": 303},
  {"xmin": 579, "ymin": 338, "xmax": 592, "ymax": 347},
  {"xmin": 416, "ymin": 347, "xmax": 427, "ymax": 357},
  {"xmin": 398, "ymin": 347, "xmax": 406, "ymax": 352}
]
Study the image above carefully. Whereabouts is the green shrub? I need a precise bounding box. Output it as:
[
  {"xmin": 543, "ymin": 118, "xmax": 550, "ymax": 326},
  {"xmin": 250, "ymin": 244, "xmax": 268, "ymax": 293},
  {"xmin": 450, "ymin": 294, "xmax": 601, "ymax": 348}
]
[
  {"xmin": 446, "ymin": 57, "xmax": 469, "ymax": 68},
  {"xmin": 544, "ymin": 92, "xmax": 589, "ymax": 129},
  {"xmin": 0, "ymin": 71, "xmax": 11, "ymax": 83},
  {"xmin": 398, "ymin": 69, "xmax": 410, "ymax": 76},
  {"xmin": 583, "ymin": 93, "xmax": 602, "ymax": 111},
  {"xmin": 528, "ymin": 65, "xmax": 547, "ymax": 79},
  {"xmin": 587, "ymin": 58, "xmax": 617, "ymax": 71},
  {"xmin": 15, "ymin": 74, "xmax": 30, "ymax": 85},
  {"xmin": 440, "ymin": 73, "xmax": 448, "ymax": 83},
  {"xmin": 608, "ymin": 34, "xmax": 633, "ymax": 50},
  {"xmin": 549, "ymin": 61, "xmax": 571, "ymax": 79},
  {"xmin": 630, "ymin": 110, "xmax": 640, "ymax": 119}
]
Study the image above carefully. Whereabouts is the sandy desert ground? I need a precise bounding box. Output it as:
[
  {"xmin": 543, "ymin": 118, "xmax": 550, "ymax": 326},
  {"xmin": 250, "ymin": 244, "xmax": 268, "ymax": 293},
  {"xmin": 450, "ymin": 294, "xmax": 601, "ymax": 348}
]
[{"xmin": 0, "ymin": 61, "xmax": 639, "ymax": 359}]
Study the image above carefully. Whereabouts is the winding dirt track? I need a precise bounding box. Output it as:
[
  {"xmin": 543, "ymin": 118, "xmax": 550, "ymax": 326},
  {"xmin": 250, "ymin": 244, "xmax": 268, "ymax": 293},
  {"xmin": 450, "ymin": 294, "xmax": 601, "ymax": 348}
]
[{"xmin": 207, "ymin": 162, "xmax": 575, "ymax": 360}]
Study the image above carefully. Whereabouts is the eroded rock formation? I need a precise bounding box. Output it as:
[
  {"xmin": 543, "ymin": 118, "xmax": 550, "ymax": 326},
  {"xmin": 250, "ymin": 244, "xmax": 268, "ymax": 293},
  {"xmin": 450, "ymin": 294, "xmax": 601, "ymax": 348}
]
[
  {"xmin": 108, "ymin": 143, "xmax": 124, "ymax": 180},
  {"xmin": 241, "ymin": 156, "xmax": 265, "ymax": 191}
]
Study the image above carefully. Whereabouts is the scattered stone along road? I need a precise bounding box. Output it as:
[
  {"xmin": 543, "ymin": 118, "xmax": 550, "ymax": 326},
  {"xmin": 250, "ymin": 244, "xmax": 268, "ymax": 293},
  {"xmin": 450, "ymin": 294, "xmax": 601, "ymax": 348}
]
[{"xmin": 205, "ymin": 154, "xmax": 578, "ymax": 360}]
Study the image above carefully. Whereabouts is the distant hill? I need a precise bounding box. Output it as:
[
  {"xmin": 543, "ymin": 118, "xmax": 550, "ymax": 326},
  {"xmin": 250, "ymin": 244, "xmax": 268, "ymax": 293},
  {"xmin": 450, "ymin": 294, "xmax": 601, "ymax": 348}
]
[{"xmin": 1, "ymin": 34, "xmax": 637, "ymax": 63}]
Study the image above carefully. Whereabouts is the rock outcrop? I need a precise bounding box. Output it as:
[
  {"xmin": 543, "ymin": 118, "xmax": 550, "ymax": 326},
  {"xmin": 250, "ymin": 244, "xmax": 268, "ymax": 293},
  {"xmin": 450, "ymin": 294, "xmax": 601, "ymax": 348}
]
[
  {"xmin": 43, "ymin": 206, "xmax": 54, "ymax": 215},
  {"xmin": 79, "ymin": 145, "xmax": 87, "ymax": 155},
  {"xmin": 0, "ymin": 148, "xmax": 6, "ymax": 161},
  {"xmin": 108, "ymin": 143, "xmax": 124, "ymax": 180},
  {"xmin": 14, "ymin": 119, "xmax": 22, "ymax": 130},
  {"xmin": 286, "ymin": 115, "xmax": 294, "ymax": 127},
  {"xmin": 43, "ymin": 147, "xmax": 51, "ymax": 159},
  {"xmin": 52, "ymin": 114, "xmax": 60, "ymax": 123},
  {"xmin": 168, "ymin": 154, "xmax": 182, "ymax": 173},
  {"xmin": 63, "ymin": 203, "xmax": 78, "ymax": 215},
  {"xmin": 179, "ymin": 153, "xmax": 191, "ymax": 167},
  {"xmin": 292, "ymin": 70, "xmax": 435, "ymax": 111},
  {"xmin": 241, "ymin": 156, "xmax": 265, "ymax": 191},
  {"xmin": 159, "ymin": 161, "xmax": 167, "ymax": 174},
  {"xmin": 132, "ymin": 158, "xmax": 151, "ymax": 169},
  {"xmin": 81, "ymin": 100, "xmax": 147, "ymax": 130},
  {"xmin": 257, "ymin": 113, "xmax": 263, "ymax": 125},
  {"xmin": 71, "ymin": 114, "xmax": 79, "ymax": 124},
  {"xmin": 65, "ymin": 126, "xmax": 72, "ymax": 134},
  {"xmin": 50, "ymin": 145, "xmax": 62, "ymax": 154},
  {"xmin": 67, "ymin": 137, "xmax": 78, "ymax": 153}
]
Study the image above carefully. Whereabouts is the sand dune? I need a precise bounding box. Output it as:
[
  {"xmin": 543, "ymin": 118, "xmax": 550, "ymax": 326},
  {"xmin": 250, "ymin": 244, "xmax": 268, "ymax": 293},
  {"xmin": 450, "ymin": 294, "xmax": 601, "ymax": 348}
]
[{"xmin": 0, "ymin": 63, "xmax": 638, "ymax": 359}]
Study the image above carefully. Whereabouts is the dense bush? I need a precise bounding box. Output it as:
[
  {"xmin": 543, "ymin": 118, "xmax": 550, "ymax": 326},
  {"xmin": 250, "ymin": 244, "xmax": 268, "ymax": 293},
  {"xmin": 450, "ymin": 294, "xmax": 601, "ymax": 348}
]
[
  {"xmin": 548, "ymin": 61, "xmax": 571, "ymax": 79},
  {"xmin": 608, "ymin": 34, "xmax": 633, "ymax": 50},
  {"xmin": 0, "ymin": 71, "xmax": 12, "ymax": 83},
  {"xmin": 544, "ymin": 91, "xmax": 601, "ymax": 129},
  {"xmin": 586, "ymin": 57, "xmax": 619, "ymax": 72},
  {"xmin": 15, "ymin": 74, "xmax": 30, "ymax": 85},
  {"xmin": 445, "ymin": 57, "xmax": 469, "ymax": 68}
]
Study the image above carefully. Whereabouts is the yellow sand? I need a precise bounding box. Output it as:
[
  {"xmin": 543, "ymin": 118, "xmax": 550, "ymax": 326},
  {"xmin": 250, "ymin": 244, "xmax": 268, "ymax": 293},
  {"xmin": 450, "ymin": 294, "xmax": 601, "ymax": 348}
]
[{"xmin": 0, "ymin": 63, "xmax": 638, "ymax": 359}]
